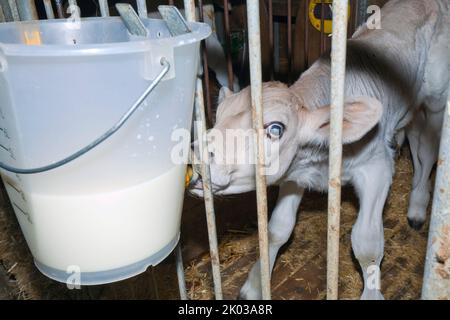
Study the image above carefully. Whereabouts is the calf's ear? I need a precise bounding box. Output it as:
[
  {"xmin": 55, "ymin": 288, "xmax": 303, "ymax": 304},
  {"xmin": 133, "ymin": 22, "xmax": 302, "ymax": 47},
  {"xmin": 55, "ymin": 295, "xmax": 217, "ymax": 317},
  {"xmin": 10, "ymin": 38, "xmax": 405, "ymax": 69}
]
[{"xmin": 308, "ymin": 96, "xmax": 383, "ymax": 145}]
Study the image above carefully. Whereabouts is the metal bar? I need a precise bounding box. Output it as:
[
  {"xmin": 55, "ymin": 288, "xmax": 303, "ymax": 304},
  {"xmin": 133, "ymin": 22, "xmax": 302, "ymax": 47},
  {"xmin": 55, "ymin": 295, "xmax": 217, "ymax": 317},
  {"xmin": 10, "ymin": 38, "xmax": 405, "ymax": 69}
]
[
  {"xmin": 287, "ymin": 0, "xmax": 292, "ymax": 82},
  {"xmin": 195, "ymin": 79, "xmax": 223, "ymax": 300},
  {"xmin": 43, "ymin": 0, "xmax": 55, "ymax": 19},
  {"xmin": 99, "ymin": 0, "xmax": 110, "ymax": 17},
  {"xmin": 150, "ymin": 268, "xmax": 160, "ymax": 300},
  {"xmin": 198, "ymin": 0, "xmax": 213, "ymax": 127},
  {"xmin": 355, "ymin": 0, "xmax": 368, "ymax": 28},
  {"xmin": 184, "ymin": 0, "xmax": 223, "ymax": 300},
  {"xmin": 0, "ymin": 4, "xmax": 5, "ymax": 22},
  {"xmin": 247, "ymin": 0, "xmax": 271, "ymax": 300},
  {"xmin": 327, "ymin": 0, "xmax": 348, "ymax": 301},
  {"xmin": 223, "ymin": 0, "xmax": 234, "ymax": 91},
  {"xmin": 268, "ymin": 0, "xmax": 274, "ymax": 79},
  {"xmin": 175, "ymin": 243, "xmax": 188, "ymax": 300},
  {"xmin": 16, "ymin": 0, "xmax": 38, "ymax": 21},
  {"xmin": 55, "ymin": 0, "xmax": 64, "ymax": 18},
  {"xmin": 8, "ymin": 0, "xmax": 20, "ymax": 21},
  {"xmin": 136, "ymin": 0, "xmax": 148, "ymax": 19},
  {"xmin": 348, "ymin": 0, "xmax": 355, "ymax": 37},
  {"xmin": 0, "ymin": 0, "xmax": 13, "ymax": 21},
  {"xmin": 422, "ymin": 98, "xmax": 450, "ymax": 300},
  {"xmin": 304, "ymin": 0, "xmax": 309, "ymax": 70},
  {"xmin": 320, "ymin": 0, "xmax": 325, "ymax": 54},
  {"xmin": 194, "ymin": 78, "xmax": 223, "ymax": 300}
]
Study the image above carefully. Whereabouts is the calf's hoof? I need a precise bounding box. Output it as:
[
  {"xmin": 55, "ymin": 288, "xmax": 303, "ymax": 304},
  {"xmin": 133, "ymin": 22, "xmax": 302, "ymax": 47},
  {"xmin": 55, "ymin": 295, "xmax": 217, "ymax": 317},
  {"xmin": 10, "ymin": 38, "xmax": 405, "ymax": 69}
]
[
  {"xmin": 361, "ymin": 289, "xmax": 385, "ymax": 300},
  {"xmin": 239, "ymin": 282, "xmax": 262, "ymax": 300}
]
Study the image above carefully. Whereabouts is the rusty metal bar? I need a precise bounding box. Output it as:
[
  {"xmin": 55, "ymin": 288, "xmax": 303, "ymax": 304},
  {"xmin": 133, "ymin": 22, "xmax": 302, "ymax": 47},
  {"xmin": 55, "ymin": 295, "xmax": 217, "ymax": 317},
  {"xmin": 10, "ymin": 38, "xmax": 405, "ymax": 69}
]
[
  {"xmin": 43, "ymin": 0, "xmax": 55, "ymax": 19},
  {"xmin": 99, "ymin": 0, "xmax": 110, "ymax": 17},
  {"xmin": 304, "ymin": 0, "xmax": 309, "ymax": 69},
  {"xmin": 194, "ymin": 78, "xmax": 223, "ymax": 300},
  {"xmin": 422, "ymin": 98, "xmax": 450, "ymax": 300},
  {"xmin": 287, "ymin": 0, "xmax": 292, "ymax": 82},
  {"xmin": 247, "ymin": 0, "xmax": 271, "ymax": 300},
  {"xmin": 327, "ymin": 0, "xmax": 349, "ymax": 301},
  {"xmin": 268, "ymin": 0, "xmax": 274, "ymax": 79},
  {"xmin": 223, "ymin": 0, "xmax": 234, "ymax": 91},
  {"xmin": 198, "ymin": 0, "xmax": 213, "ymax": 127},
  {"xmin": 175, "ymin": 242, "xmax": 188, "ymax": 300},
  {"xmin": 137, "ymin": 0, "xmax": 148, "ymax": 19},
  {"xmin": 184, "ymin": 0, "xmax": 223, "ymax": 300}
]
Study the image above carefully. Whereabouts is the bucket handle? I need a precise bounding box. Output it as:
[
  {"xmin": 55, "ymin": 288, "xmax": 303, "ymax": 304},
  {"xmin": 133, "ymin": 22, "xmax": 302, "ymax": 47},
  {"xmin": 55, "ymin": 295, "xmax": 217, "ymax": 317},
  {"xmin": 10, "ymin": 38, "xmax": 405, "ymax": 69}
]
[{"xmin": 0, "ymin": 58, "xmax": 171, "ymax": 175}]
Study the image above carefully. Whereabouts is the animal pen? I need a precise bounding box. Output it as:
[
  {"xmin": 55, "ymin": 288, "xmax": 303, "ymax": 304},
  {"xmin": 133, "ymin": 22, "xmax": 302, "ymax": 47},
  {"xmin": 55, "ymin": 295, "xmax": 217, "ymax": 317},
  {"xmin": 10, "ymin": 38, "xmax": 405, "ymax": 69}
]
[{"xmin": 0, "ymin": 0, "xmax": 448, "ymax": 300}]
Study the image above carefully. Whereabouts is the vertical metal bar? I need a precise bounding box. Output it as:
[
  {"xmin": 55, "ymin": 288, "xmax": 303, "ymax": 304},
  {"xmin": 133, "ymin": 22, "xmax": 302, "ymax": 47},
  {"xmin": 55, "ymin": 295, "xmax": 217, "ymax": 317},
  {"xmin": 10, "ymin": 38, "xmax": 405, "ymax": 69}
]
[
  {"xmin": 8, "ymin": 0, "xmax": 20, "ymax": 21},
  {"xmin": 320, "ymin": 0, "xmax": 325, "ymax": 54},
  {"xmin": 348, "ymin": 0, "xmax": 355, "ymax": 37},
  {"xmin": 287, "ymin": 0, "xmax": 292, "ymax": 82},
  {"xmin": 304, "ymin": 0, "xmax": 309, "ymax": 70},
  {"xmin": 198, "ymin": 0, "xmax": 213, "ymax": 127},
  {"xmin": 355, "ymin": 0, "xmax": 368, "ymax": 28},
  {"xmin": 137, "ymin": 0, "xmax": 148, "ymax": 19},
  {"xmin": 0, "ymin": 5, "xmax": 4, "ymax": 22},
  {"xmin": 150, "ymin": 268, "xmax": 160, "ymax": 300},
  {"xmin": 327, "ymin": 0, "xmax": 348, "ymax": 301},
  {"xmin": 247, "ymin": 0, "xmax": 271, "ymax": 301},
  {"xmin": 0, "ymin": 0, "xmax": 12, "ymax": 21},
  {"xmin": 16, "ymin": 0, "xmax": 38, "ymax": 21},
  {"xmin": 43, "ymin": 0, "xmax": 55, "ymax": 19},
  {"xmin": 175, "ymin": 243, "xmax": 188, "ymax": 300},
  {"xmin": 194, "ymin": 79, "xmax": 223, "ymax": 300},
  {"xmin": 223, "ymin": 0, "xmax": 234, "ymax": 91},
  {"xmin": 422, "ymin": 98, "xmax": 450, "ymax": 300},
  {"xmin": 184, "ymin": 0, "xmax": 223, "ymax": 300},
  {"xmin": 55, "ymin": 0, "xmax": 64, "ymax": 18},
  {"xmin": 99, "ymin": 0, "xmax": 110, "ymax": 17},
  {"xmin": 268, "ymin": 0, "xmax": 274, "ymax": 79}
]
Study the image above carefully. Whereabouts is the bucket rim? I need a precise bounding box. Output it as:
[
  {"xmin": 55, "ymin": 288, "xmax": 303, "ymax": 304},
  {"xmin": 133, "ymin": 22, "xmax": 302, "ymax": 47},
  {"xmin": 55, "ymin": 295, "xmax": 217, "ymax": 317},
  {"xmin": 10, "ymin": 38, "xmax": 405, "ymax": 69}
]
[{"xmin": 0, "ymin": 17, "xmax": 211, "ymax": 57}]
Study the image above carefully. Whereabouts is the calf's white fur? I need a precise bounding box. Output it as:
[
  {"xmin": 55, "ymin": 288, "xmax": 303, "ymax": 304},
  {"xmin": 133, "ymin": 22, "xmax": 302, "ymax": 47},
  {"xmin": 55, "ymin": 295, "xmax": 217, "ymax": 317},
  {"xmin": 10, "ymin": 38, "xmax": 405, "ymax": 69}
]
[{"xmin": 190, "ymin": 0, "xmax": 450, "ymax": 299}]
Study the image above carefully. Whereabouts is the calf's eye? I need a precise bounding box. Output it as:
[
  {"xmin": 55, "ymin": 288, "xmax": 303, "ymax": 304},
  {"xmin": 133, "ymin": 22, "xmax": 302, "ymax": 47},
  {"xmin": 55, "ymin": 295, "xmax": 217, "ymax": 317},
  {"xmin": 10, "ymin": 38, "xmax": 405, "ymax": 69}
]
[{"xmin": 265, "ymin": 122, "xmax": 285, "ymax": 139}]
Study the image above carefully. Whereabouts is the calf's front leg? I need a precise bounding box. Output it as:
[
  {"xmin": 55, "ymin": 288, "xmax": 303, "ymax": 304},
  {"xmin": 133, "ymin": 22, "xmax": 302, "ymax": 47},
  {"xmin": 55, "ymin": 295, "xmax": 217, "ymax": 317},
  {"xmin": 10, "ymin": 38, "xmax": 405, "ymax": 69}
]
[
  {"xmin": 351, "ymin": 159, "xmax": 393, "ymax": 300},
  {"xmin": 239, "ymin": 181, "xmax": 304, "ymax": 300}
]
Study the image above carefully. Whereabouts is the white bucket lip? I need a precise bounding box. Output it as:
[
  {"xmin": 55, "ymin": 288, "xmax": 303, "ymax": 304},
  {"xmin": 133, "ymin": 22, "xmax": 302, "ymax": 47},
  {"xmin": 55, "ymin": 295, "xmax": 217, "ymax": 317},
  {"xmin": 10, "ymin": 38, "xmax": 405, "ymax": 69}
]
[{"xmin": 0, "ymin": 17, "xmax": 211, "ymax": 57}]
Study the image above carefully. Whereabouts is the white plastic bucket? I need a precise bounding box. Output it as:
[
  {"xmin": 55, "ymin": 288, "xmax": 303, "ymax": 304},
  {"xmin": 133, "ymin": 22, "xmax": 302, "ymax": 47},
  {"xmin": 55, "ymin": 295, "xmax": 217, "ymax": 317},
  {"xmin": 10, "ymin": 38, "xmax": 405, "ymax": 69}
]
[{"xmin": 0, "ymin": 17, "xmax": 210, "ymax": 285}]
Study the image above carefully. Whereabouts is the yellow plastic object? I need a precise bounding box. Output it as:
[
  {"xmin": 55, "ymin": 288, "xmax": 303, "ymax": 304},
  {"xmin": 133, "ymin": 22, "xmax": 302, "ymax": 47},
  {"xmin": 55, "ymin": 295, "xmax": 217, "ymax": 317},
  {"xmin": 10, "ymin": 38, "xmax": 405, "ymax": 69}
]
[
  {"xmin": 185, "ymin": 166, "xmax": 194, "ymax": 188},
  {"xmin": 309, "ymin": 0, "xmax": 350, "ymax": 34}
]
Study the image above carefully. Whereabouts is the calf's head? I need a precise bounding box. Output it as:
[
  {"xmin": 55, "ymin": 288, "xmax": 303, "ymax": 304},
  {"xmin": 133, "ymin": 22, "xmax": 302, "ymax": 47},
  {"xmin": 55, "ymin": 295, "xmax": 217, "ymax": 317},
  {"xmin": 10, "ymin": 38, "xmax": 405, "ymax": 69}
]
[{"xmin": 190, "ymin": 82, "xmax": 383, "ymax": 196}]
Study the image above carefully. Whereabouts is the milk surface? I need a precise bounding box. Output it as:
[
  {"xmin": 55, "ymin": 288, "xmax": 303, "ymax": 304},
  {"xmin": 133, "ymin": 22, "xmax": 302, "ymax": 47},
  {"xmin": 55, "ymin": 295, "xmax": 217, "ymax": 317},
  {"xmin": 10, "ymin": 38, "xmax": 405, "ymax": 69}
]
[{"xmin": 4, "ymin": 165, "xmax": 186, "ymax": 273}]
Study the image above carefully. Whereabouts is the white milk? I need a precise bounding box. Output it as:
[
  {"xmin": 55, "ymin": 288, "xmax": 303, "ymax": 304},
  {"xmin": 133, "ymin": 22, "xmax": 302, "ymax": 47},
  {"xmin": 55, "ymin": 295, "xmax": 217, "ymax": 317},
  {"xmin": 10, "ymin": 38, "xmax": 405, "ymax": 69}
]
[{"xmin": 4, "ymin": 165, "xmax": 186, "ymax": 273}]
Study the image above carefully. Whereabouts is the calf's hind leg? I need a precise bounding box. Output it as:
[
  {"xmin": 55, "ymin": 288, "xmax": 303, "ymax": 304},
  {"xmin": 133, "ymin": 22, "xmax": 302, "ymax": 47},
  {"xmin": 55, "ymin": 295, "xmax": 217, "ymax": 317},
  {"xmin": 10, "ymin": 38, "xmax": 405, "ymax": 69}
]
[{"xmin": 351, "ymin": 159, "xmax": 393, "ymax": 300}]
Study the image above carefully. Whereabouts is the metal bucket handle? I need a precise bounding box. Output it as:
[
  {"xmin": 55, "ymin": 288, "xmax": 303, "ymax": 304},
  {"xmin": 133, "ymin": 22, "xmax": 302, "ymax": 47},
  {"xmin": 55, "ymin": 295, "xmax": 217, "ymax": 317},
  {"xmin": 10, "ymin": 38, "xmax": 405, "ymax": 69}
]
[{"xmin": 0, "ymin": 57, "xmax": 170, "ymax": 175}]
